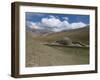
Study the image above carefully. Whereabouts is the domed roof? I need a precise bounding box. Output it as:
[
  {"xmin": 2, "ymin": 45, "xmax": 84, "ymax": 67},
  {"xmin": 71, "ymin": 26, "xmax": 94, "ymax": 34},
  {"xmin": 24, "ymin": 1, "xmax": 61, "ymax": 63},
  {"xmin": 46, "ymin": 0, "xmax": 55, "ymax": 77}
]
[{"xmin": 55, "ymin": 37, "xmax": 72, "ymax": 45}]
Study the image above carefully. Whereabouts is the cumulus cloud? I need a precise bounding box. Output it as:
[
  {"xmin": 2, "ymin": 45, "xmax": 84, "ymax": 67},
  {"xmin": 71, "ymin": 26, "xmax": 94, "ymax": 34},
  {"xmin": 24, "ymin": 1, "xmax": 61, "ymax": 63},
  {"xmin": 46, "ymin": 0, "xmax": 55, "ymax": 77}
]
[
  {"xmin": 49, "ymin": 15, "xmax": 55, "ymax": 18},
  {"xmin": 41, "ymin": 17, "xmax": 61, "ymax": 28},
  {"xmin": 71, "ymin": 22, "xmax": 87, "ymax": 29},
  {"xmin": 62, "ymin": 17, "xmax": 69, "ymax": 21},
  {"xmin": 26, "ymin": 21, "xmax": 40, "ymax": 29},
  {"xmin": 26, "ymin": 15, "xmax": 87, "ymax": 32}
]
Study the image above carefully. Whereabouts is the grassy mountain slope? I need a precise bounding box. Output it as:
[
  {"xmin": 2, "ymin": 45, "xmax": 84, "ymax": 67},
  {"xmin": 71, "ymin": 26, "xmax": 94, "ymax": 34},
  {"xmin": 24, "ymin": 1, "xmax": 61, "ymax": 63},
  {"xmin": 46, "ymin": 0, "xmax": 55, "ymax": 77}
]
[
  {"xmin": 26, "ymin": 29, "xmax": 89, "ymax": 67},
  {"xmin": 34, "ymin": 26, "xmax": 89, "ymax": 44}
]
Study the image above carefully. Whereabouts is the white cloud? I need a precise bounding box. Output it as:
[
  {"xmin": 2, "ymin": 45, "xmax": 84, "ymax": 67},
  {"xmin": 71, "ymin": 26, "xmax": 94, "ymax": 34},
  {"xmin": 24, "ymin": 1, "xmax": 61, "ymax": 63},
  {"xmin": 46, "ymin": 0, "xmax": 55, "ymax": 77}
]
[
  {"xmin": 26, "ymin": 21, "xmax": 40, "ymax": 29},
  {"xmin": 63, "ymin": 17, "xmax": 69, "ymax": 21},
  {"xmin": 41, "ymin": 17, "xmax": 61, "ymax": 28},
  {"xmin": 26, "ymin": 15, "xmax": 87, "ymax": 32},
  {"xmin": 71, "ymin": 22, "xmax": 87, "ymax": 29},
  {"xmin": 49, "ymin": 15, "xmax": 55, "ymax": 18}
]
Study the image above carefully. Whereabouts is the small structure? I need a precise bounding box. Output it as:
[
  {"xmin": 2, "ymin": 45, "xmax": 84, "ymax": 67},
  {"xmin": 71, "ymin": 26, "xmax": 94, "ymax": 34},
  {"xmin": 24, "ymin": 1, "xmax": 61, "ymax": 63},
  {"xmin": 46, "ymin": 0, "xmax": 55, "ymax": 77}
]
[
  {"xmin": 55, "ymin": 37, "xmax": 73, "ymax": 46},
  {"xmin": 72, "ymin": 41, "xmax": 87, "ymax": 47},
  {"xmin": 45, "ymin": 37, "xmax": 89, "ymax": 48}
]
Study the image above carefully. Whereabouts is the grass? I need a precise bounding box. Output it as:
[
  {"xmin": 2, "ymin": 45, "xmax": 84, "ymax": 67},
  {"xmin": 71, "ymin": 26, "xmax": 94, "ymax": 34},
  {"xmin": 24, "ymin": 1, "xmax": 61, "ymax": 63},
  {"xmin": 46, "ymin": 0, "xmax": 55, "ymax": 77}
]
[
  {"xmin": 33, "ymin": 26, "xmax": 89, "ymax": 44},
  {"xmin": 26, "ymin": 38, "xmax": 89, "ymax": 67},
  {"xmin": 26, "ymin": 26, "xmax": 89, "ymax": 67},
  {"xmin": 50, "ymin": 45, "xmax": 89, "ymax": 64}
]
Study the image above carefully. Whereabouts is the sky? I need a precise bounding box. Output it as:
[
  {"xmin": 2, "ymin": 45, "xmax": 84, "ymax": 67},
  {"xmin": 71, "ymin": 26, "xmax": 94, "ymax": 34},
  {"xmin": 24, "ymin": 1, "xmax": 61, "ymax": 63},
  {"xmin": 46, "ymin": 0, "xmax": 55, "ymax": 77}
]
[{"xmin": 26, "ymin": 12, "xmax": 90, "ymax": 32}]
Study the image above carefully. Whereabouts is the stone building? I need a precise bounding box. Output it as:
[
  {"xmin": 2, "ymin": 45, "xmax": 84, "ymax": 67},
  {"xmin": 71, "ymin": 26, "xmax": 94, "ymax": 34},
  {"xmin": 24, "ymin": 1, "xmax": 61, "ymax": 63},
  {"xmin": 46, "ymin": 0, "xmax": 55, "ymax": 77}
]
[{"xmin": 55, "ymin": 37, "xmax": 73, "ymax": 45}]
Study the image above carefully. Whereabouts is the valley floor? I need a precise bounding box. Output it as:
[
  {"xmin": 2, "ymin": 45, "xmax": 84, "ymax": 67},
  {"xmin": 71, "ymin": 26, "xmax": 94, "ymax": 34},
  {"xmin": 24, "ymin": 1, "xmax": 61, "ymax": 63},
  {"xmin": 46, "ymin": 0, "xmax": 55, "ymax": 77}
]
[{"xmin": 26, "ymin": 42, "xmax": 89, "ymax": 67}]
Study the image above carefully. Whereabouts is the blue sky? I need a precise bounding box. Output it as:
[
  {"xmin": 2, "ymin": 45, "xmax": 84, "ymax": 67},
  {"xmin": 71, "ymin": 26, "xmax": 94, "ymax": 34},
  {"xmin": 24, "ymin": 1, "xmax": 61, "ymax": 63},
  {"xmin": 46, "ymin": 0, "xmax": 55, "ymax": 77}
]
[{"xmin": 26, "ymin": 12, "xmax": 89, "ymax": 32}]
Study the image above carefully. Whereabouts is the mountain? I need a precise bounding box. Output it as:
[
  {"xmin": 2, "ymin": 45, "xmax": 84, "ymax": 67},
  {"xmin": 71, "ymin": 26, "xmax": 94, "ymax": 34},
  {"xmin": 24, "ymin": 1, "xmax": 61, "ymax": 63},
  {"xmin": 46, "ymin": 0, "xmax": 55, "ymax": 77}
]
[
  {"xmin": 26, "ymin": 26, "xmax": 54, "ymax": 35},
  {"xmin": 26, "ymin": 25, "xmax": 89, "ymax": 67},
  {"xmin": 33, "ymin": 25, "xmax": 89, "ymax": 44}
]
